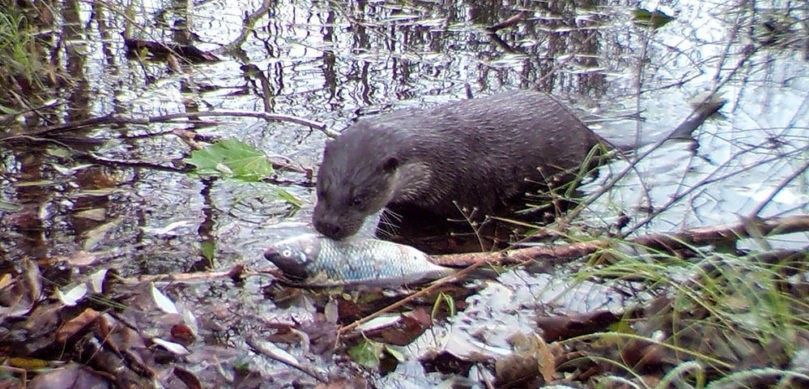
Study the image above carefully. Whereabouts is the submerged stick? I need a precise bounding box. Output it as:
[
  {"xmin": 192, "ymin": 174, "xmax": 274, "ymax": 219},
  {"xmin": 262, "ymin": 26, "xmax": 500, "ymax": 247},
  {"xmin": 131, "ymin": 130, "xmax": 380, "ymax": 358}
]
[
  {"xmin": 0, "ymin": 110, "xmax": 331, "ymax": 141},
  {"xmin": 668, "ymin": 94, "xmax": 727, "ymax": 140}
]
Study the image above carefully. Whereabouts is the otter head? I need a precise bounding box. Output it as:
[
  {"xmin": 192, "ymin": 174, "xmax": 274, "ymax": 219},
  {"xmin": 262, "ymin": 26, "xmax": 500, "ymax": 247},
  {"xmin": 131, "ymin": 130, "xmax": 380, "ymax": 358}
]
[{"xmin": 313, "ymin": 129, "xmax": 402, "ymax": 240}]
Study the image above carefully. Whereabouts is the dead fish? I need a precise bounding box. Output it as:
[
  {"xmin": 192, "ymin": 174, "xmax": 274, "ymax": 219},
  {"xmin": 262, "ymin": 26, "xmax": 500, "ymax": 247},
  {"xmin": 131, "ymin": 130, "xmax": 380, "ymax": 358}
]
[{"xmin": 264, "ymin": 233, "xmax": 456, "ymax": 287}]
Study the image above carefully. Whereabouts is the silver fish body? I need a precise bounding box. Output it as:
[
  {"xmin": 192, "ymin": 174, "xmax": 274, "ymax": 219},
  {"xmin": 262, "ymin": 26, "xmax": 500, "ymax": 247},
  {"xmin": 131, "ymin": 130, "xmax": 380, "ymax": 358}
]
[{"xmin": 264, "ymin": 233, "xmax": 455, "ymax": 287}]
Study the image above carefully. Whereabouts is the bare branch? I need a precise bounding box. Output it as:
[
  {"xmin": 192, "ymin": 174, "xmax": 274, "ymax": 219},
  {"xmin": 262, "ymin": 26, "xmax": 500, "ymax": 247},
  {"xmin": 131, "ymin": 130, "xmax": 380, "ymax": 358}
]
[{"xmin": 432, "ymin": 214, "xmax": 809, "ymax": 267}]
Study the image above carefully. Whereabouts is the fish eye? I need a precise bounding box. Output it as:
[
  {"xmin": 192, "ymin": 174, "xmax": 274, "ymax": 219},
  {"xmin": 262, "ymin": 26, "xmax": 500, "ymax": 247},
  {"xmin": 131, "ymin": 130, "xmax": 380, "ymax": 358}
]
[{"xmin": 282, "ymin": 249, "xmax": 292, "ymax": 257}]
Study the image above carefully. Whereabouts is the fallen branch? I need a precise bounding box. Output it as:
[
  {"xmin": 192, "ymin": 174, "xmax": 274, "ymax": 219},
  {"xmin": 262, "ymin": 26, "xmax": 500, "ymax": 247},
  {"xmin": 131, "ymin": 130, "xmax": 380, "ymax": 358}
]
[
  {"xmin": 431, "ymin": 214, "xmax": 809, "ymax": 267},
  {"xmin": 120, "ymin": 264, "xmax": 280, "ymax": 284},
  {"xmin": 0, "ymin": 110, "xmax": 333, "ymax": 141},
  {"xmin": 118, "ymin": 215, "xmax": 808, "ymax": 289}
]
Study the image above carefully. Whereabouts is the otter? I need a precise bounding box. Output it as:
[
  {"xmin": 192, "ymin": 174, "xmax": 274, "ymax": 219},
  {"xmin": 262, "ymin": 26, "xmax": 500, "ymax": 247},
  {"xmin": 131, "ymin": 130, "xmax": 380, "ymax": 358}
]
[{"xmin": 312, "ymin": 90, "xmax": 604, "ymax": 240}]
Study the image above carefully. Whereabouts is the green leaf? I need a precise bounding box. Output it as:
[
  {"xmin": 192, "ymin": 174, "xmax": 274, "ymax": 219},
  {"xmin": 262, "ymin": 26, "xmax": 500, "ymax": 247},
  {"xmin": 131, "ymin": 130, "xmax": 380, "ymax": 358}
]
[
  {"xmin": 274, "ymin": 187, "xmax": 303, "ymax": 209},
  {"xmin": 200, "ymin": 240, "xmax": 216, "ymax": 264},
  {"xmin": 347, "ymin": 338, "xmax": 384, "ymax": 369},
  {"xmin": 632, "ymin": 8, "xmax": 675, "ymax": 29},
  {"xmin": 384, "ymin": 345, "xmax": 405, "ymax": 362},
  {"xmin": 431, "ymin": 291, "xmax": 456, "ymax": 318},
  {"xmin": 185, "ymin": 139, "xmax": 273, "ymax": 182}
]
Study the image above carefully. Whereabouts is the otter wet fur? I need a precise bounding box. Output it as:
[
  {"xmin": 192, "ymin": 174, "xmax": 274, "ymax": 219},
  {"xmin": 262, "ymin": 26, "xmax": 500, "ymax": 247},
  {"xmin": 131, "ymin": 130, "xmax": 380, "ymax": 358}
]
[{"xmin": 313, "ymin": 90, "xmax": 603, "ymax": 240}]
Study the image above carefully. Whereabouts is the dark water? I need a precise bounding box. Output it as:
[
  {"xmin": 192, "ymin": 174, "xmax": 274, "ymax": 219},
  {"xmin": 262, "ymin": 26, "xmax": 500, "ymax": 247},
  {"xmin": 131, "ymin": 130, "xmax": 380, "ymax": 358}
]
[
  {"xmin": 1, "ymin": 0, "xmax": 807, "ymax": 385},
  {"xmin": 3, "ymin": 0, "xmax": 805, "ymax": 272}
]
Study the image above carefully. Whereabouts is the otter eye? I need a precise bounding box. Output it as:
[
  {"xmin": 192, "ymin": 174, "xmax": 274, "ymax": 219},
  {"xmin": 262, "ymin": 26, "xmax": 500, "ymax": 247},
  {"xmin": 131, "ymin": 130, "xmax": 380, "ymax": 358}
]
[{"xmin": 350, "ymin": 196, "xmax": 364, "ymax": 206}]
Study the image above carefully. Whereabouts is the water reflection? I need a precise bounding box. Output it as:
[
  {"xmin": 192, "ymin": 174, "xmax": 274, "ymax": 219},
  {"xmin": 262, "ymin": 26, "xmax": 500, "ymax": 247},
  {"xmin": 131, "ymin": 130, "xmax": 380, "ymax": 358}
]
[{"xmin": 0, "ymin": 0, "xmax": 807, "ymax": 270}]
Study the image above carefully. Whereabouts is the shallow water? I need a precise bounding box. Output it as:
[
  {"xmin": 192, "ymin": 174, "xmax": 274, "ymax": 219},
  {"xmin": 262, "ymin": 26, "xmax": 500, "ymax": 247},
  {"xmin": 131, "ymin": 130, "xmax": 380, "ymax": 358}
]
[
  {"xmin": 2, "ymin": 0, "xmax": 806, "ymax": 270},
  {"xmin": 1, "ymin": 0, "xmax": 807, "ymax": 385}
]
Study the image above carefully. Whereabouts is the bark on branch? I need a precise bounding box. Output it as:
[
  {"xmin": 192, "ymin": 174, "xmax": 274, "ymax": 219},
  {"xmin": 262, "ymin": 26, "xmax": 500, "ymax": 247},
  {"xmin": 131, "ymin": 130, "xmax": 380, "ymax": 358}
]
[{"xmin": 431, "ymin": 214, "xmax": 809, "ymax": 267}]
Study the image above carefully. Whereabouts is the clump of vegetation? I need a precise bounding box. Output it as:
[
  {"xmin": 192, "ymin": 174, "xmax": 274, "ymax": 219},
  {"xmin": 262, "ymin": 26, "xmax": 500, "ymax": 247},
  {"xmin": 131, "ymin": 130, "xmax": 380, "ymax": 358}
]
[
  {"xmin": 0, "ymin": 2, "xmax": 47, "ymax": 114},
  {"xmin": 560, "ymin": 241, "xmax": 809, "ymax": 387}
]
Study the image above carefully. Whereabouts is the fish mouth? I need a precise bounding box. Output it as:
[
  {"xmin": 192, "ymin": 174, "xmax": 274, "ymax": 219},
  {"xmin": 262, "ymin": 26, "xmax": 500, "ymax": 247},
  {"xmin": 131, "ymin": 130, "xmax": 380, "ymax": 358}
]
[{"xmin": 263, "ymin": 247, "xmax": 309, "ymax": 281}]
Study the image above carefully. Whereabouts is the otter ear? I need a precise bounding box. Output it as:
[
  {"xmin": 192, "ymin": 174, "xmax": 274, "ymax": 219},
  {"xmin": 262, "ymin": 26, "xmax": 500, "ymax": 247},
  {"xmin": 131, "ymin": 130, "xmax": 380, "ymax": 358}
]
[{"xmin": 381, "ymin": 156, "xmax": 399, "ymax": 173}]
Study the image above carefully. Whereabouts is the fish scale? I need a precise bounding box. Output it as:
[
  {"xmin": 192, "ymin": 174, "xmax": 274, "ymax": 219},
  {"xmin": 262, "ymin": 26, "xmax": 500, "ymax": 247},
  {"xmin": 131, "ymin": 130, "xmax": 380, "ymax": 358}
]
[{"xmin": 264, "ymin": 233, "xmax": 456, "ymax": 287}]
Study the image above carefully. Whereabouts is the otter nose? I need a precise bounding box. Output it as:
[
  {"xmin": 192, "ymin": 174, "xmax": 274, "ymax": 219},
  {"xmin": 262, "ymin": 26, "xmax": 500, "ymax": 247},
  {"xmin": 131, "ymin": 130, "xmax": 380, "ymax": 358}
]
[{"xmin": 315, "ymin": 219, "xmax": 344, "ymax": 239}]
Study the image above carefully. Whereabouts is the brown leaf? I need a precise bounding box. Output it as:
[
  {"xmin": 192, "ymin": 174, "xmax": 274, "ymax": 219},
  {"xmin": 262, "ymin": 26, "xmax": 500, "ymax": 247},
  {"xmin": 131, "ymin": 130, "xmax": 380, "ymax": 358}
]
[
  {"xmin": 372, "ymin": 309, "xmax": 434, "ymax": 346},
  {"xmin": 508, "ymin": 332, "xmax": 559, "ymax": 384},
  {"xmin": 620, "ymin": 340, "xmax": 665, "ymax": 371},
  {"xmin": 171, "ymin": 324, "xmax": 196, "ymax": 346},
  {"xmin": 30, "ymin": 364, "xmax": 111, "ymax": 389},
  {"xmin": 537, "ymin": 310, "xmax": 620, "ymax": 341},
  {"xmin": 57, "ymin": 251, "xmax": 100, "ymax": 267},
  {"xmin": 0, "ymin": 278, "xmax": 35, "ymax": 319},
  {"xmin": 21, "ymin": 258, "xmax": 42, "ymax": 302},
  {"xmin": 495, "ymin": 353, "xmax": 543, "ymax": 388},
  {"xmin": 533, "ymin": 336, "xmax": 557, "ymax": 382},
  {"xmin": 22, "ymin": 304, "xmax": 62, "ymax": 338},
  {"xmin": 56, "ymin": 308, "xmax": 101, "ymax": 343},
  {"xmin": 173, "ymin": 367, "xmax": 202, "ymax": 389}
]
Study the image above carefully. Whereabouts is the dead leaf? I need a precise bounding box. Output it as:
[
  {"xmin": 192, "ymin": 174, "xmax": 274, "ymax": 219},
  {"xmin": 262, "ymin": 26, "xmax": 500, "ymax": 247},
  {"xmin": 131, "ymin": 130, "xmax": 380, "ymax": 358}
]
[
  {"xmin": 22, "ymin": 258, "xmax": 42, "ymax": 302},
  {"xmin": 30, "ymin": 363, "xmax": 111, "ymax": 389},
  {"xmin": 369, "ymin": 309, "xmax": 433, "ymax": 346},
  {"xmin": 151, "ymin": 338, "xmax": 190, "ymax": 355},
  {"xmin": 88, "ymin": 269, "xmax": 108, "ymax": 293},
  {"xmin": 536, "ymin": 310, "xmax": 620, "ymax": 341},
  {"xmin": 173, "ymin": 367, "xmax": 202, "ymax": 389},
  {"xmin": 21, "ymin": 304, "xmax": 63, "ymax": 346},
  {"xmin": 533, "ymin": 335, "xmax": 556, "ymax": 382},
  {"xmin": 58, "ymin": 251, "xmax": 100, "ymax": 267},
  {"xmin": 0, "ymin": 273, "xmax": 12, "ymax": 289},
  {"xmin": 150, "ymin": 283, "xmax": 179, "ymax": 314},
  {"xmin": 81, "ymin": 218, "xmax": 121, "ymax": 251},
  {"xmin": 503, "ymin": 332, "xmax": 559, "ymax": 384},
  {"xmin": 495, "ymin": 352, "xmax": 542, "ymax": 388},
  {"xmin": 0, "ymin": 276, "xmax": 35, "ymax": 319},
  {"xmin": 171, "ymin": 324, "xmax": 196, "ymax": 345},
  {"xmin": 73, "ymin": 208, "xmax": 106, "ymax": 221},
  {"xmin": 56, "ymin": 308, "xmax": 101, "ymax": 343},
  {"xmin": 55, "ymin": 283, "xmax": 88, "ymax": 306}
]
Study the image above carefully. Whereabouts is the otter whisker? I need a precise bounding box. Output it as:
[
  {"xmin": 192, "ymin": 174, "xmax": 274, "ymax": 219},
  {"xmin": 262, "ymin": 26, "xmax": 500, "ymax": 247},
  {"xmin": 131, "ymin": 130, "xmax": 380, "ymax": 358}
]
[{"xmin": 375, "ymin": 208, "xmax": 401, "ymax": 239}]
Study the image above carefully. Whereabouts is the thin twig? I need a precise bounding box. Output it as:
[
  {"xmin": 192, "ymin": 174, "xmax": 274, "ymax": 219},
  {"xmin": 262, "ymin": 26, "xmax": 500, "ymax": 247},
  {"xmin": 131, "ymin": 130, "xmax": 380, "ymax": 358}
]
[
  {"xmin": 78, "ymin": 152, "xmax": 187, "ymax": 172},
  {"xmin": 749, "ymin": 159, "xmax": 809, "ymax": 218},
  {"xmin": 626, "ymin": 146, "xmax": 807, "ymax": 235}
]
